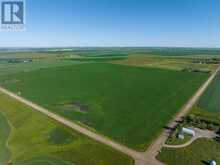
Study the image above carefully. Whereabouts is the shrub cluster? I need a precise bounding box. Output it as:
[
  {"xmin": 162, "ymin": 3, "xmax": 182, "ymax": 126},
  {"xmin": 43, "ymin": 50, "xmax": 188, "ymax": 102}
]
[
  {"xmin": 218, "ymin": 128, "xmax": 220, "ymax": 134},
  {"xmin": 185, "ymin": 114, "xmax": 220, "ymax": 132},
  {"xmin": 182, "ymin": 67, "xmax": 210, "ymax": 74},
  {"xmin": 192, "ymin": 58, "xmax": 220, "ymax": 64},
  {"xmin": 166, "ymin": 124, "xmax": 182, "ymax": 144}
]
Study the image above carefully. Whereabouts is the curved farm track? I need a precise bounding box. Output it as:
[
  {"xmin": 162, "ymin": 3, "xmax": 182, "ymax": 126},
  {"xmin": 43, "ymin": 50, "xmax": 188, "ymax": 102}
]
[{"xmin": 163, "ymin": 128, "xmax": 217, "ymax": 149}]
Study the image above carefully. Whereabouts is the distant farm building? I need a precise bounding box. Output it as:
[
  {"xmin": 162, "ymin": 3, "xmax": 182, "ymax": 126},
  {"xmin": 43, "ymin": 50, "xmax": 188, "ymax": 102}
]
[{"xmin": 7, "ymin": 58, "xmax": 33, "ymax": 63}]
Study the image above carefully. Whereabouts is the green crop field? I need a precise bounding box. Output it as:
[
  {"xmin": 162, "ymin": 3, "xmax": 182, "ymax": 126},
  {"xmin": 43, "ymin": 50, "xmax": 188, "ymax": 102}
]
[
  {"xmin": 157, "ymin": 139, "xmax": 220, "ymax": 165},
  {"xmin": 0, "ymin": 91, "xmax": 133, "ymax": 165},
  {"xmin": 0, "ymin": 60, "xmax": 81, "ymax": 77},
  {"xmin": 0, "ymin": 63, "xmax": 208, "ymax": 151},
  {"xmin": 112, "ymin": 55, "xmax": 219, "ymax": 72},
  {"xmin": 198, "ymin": 72, "xmax": 220, "ymax": 113},
  {"xmin": 185, "ymin": 71, "xmax": 220, "ymax": 133},
  {"xmin": 0, "ymin": 50, "xmax": 128, "ymax": 76}
]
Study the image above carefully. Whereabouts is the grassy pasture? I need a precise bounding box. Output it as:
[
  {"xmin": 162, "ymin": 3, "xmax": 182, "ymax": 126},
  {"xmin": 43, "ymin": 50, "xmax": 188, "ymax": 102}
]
[
  {"xmin": 165, "ymin": 134, "xmax": 192, "ymax": 146},
  {"xmin": 0, "ymin": 63, "xmax": 208, "ymax": 151},
  {"xmin": 0, "ymin": 92, "xmax": 132, "ymax": 165},
  {"xmin": 0, "ymin": 113, "xmax": 11, "ymax": 165},
  {"xmin": 157, "ymin": 139, "xmax": 220, "ymax": 165},
  {"xmin": 15, "ymin": 157, "xmax": 74, "ymax": 165}
]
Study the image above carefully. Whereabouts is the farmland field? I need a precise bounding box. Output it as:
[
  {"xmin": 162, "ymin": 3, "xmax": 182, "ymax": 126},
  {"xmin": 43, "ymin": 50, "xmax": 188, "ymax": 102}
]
[
  {"xmin": 0, "ymin": 91, "xmax": 133, "ymax": 165},
  {"xmin": 0, "ymin": 63, "xmax": 208, "ymax": 151},
  {"xmin": 187, "ymin": 71, "xmax": 220, "ymax": 128},
  {"xmin": 198, "ymin": 72, "xmax": 220, "ymax": 113},
  {"xmin": 0, "ymin": 50, "xmax": 128, "ymax": 76},
  {"xmin": 112, "ymin": 55, "xmax": 219, "ymax": 72},
  {"xmin": 0, "ymin": 60, "xmax": 81, "ymax": 76}
]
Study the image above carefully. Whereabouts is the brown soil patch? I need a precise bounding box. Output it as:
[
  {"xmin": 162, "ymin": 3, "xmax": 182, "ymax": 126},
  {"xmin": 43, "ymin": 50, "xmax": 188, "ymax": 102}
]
[{"xmin": 63, "ymin": 102, "xmax": 89, "ymax": 113}]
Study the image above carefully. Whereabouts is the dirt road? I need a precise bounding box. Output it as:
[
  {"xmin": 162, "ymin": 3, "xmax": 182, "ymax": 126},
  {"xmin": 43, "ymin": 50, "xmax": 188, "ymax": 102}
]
[{"xmin": 0, "ymin": 66, "xmax": 219, "ymax": 165}]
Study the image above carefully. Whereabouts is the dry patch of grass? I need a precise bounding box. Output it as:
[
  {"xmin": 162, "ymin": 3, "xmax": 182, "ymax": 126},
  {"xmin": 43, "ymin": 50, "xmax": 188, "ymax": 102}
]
[{"xmin": 61, "ymin": 102, "xmax": 89, "ymax": 114}]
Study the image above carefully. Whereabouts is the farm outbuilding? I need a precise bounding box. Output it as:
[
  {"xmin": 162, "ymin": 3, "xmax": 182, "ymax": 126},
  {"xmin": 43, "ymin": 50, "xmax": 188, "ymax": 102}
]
[
  {"xmin": 209, "ymin": 160, "xmax": 217, "ymax": 165},
  {"xmin": 181, "ymin": 128, "xmax": 195, "ymax": 136},
  {"xmin": 178, "ymin": 127, "xmax": 195, "ymax": 139}
]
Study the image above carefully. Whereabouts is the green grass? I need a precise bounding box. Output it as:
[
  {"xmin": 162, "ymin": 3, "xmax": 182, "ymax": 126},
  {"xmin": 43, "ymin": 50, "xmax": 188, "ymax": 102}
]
[
  {"xmin": 0, "ymin": 113, "xmax": 11, "ymax": 164},
  {"xmin": 157, "ymin": 139, "xmax": 220, "ymax": 165},
  {"xmin": 0, "ymin": 63, "xmax": 208, "ymax": 151},
  {"xmin": 0, "ymin": 91, "xmax": 133, "ymax": 165},
  {"xmin": 166, "ymin": 134, "xmax": 192, "ymax": 145},
  {"xmin": 15, "ymin": 156, "xmax": 74, "ymax": 165},
  {"xmin": 70, "ymin": 56, "xmax": 127, "ymax": 62},
  {"xmin": 198, "ymin": 72, "xmax": 220, "ymax": 113},
  {"xmin": 48, "ymin": 128, "xmax": 75, "ymax": 145}
]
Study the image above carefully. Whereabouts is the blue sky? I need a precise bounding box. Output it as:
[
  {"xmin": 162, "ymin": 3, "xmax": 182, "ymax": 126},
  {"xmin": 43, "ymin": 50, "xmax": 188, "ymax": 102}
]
[{"xmin": 0, "ymin": 0, "xmax": 220, "ymax": 47}]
